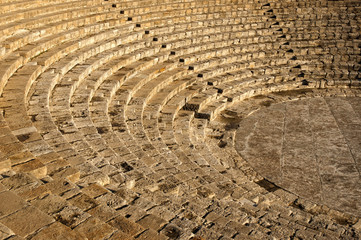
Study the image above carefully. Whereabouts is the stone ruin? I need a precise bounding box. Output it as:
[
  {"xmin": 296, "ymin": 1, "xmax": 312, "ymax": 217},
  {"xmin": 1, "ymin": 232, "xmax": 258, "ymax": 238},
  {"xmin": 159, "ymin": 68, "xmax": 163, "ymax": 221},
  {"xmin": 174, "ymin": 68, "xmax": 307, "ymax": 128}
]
[{"xmin": 0, "ymin": 0, "xmax": 360, "ymax": 239}]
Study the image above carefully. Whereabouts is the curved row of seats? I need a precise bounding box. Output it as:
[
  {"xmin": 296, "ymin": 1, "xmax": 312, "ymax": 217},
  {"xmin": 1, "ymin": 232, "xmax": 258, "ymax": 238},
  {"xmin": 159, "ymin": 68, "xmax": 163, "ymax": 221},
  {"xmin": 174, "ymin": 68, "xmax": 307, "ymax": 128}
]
[{"xmin": 0, "ymin": 0, "xmax": 360, "ymax": 239}]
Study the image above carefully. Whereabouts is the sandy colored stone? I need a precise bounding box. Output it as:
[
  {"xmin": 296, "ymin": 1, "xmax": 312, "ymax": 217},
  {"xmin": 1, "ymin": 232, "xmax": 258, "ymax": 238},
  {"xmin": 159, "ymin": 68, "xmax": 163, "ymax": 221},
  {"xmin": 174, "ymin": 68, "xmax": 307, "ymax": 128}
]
[
  {"xmin": 12, "ymin": 159, "xmax": 47, "ymax": 179},
  {"xmin": 0, "ymin": 1, "xmax": 360, "ymax": 239},
  {"xmin": 1, "ymin": 173, "xmax": 40, "ymax": 191},
  {"xmin": 44, "ymin": 158, "xmax": 69, "ymax": 175},
  {"xmin": 31, "ymin": 222, "xmax": 85, "ymax": 240},
  {"xmin": 35, "ymin": 152, "xmax": 61, "ymax": 165},
  {"xmin": 136, "ymin": 229, "xmax": 168, "ymax": 240},
  {"xmin": 32, "ymin": 194, "xmax": 68, "ymax": 215},
  {"xmin": 74, "ymin": 217, "xmax": 116, "ymax": 240},
  {"xmin": 0, "ymin": 157, "xmax": 11, "ymax": 174},
  {"xmin": 52, "ymin": 166, "xmax": 80, "ymax": 183},
  {"xmin": 87, "ymin": 205, "xmax": 119, "ymax": 222},
  {"xmin": 18, "ymin": 184, "xmax": 50, "ymax": 201},
  {"xmin": 54, "ymin": 206, "xmax": 90, "ymax": 229},
  {"xmin": 95, "ymin": 192, "xmax": 126, "ymax": 209},
  {"xmin": 0, "ymin": 183, "xmax": 6, "ymax": 192},
  {"xmin": 9, "ymin": 151, "xmax": 33, "ymax": 166},
  {"xmin": 45, "ymin": 179, "xmax": 76, "ymax": 195},
  {"xmin": 0, "ymin": 191, "xmax": 28, "ymax": 216},
  {"xmin": 0, "ymin": 222, "xmax": 14, "ymax": 239},
  {"xmin": 81, "ymin": 183, "xmax": 109, "ymax": 198},
  {"xmin": 107, "ymin": 230, "xmax": 133, "ymax": 240},
  {"xmin": 0, "ymin": 206, "xmax": 54, "ymax": 238},
  {"xmin": 136, "ymin": 214, "xmax": 167, "ymax": 231},
  {"xmin": 108, "ymin": 215, "xmax": 144, "ymax": 236},
  {"xmin": 68, "ymin": 193, "xmax": 98, "ymax": 211},
  {"xmin": 235, "ymin": 96, "xmax": 361, "ymax": 216}
]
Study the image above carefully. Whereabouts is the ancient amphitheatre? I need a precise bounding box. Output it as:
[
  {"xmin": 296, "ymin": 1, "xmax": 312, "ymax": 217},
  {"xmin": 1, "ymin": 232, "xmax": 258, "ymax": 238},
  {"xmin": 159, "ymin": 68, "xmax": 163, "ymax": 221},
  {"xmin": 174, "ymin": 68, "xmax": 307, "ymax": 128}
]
[{"xmin": 0, "ymin": 0, "xmax": 360, "ymax": 239}]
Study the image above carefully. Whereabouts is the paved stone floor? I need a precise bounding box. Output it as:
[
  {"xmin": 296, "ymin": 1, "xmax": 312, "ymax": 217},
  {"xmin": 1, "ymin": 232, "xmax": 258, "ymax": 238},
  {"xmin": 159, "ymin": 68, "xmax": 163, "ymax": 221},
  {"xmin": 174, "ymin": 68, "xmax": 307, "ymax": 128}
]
[{"xmin": 235, "ymin": 96, "xmax": 361, "ymax": 217}]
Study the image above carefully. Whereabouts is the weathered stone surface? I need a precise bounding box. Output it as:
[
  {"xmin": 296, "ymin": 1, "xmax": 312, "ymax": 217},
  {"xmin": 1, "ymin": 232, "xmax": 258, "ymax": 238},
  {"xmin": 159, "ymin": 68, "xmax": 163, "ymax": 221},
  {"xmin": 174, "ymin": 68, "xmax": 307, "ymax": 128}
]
[
  {"xmin": 0, "ymin": 191, "xmax": 28, "ymax": 216},
  {"xmin": 1, "ymin": 173, "xmax": 40, "ymax": 191},
  {"xmin": 18, "ymin": 184, "xmax": 50, "ymax": 201},
  {"xmin": 87, "ymin": 205, "xmax": 119, "ymax": 222},
  {"xmin": 0, "ymin": 222, "xmax": 14, "ymax": 239},
  {"xmin": 12, "ymin": 159, "xmax": 47, "ymax": 179},
  {"xmin": 31, "ymin": 222, "xmax": 85, "ymax": 240},
  {"xmin": 136, "ymin": 214, "xmax": 167, "ymax": 230},
  {"xmin": 108, "ymin": 215, "xmax": 144, "ymax": 236},
  {"xmin": 81, "ymin": 183, "xmax": 109, "ymax": 198},
  {"xmin": 0, "ymin": 158, "xmax": 11, "ymax": 174},
  {"xmin": 53, "ymin": 206, "xmax": 90, "ymax": 229},
  {"xmin": 0, "ymin": 206, "xmax": 54, "ymax": 238},
  {"xmin": 0, "ymin": 1, "xmax": 360, "ymax": 239},
  {"xmin": 136, "ymin": 229, "xmax": 168, "ymax": 240},
  {"xmin": 74, "ymin": 217, "xmax": 116, "ymax": 240},
  {"xmin": 31, "ymin": 194, "xmax": 68, "ymax": 215},
  {"xmin": 107, "ymin": 230, "xmax": 133, "ymax": 240},
  {"xmin": 235, "ymin": 96, "xmax": 361, "ymax": 216},
  {"xmin": 68, "ymin": 193, "xmax": 98, "ymax": 211}
]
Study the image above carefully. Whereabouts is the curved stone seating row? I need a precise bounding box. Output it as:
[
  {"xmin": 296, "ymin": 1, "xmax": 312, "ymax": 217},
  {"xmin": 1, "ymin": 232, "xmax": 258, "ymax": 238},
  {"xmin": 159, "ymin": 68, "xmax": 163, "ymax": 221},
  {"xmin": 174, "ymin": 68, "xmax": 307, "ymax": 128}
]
[
  {"xmin": 109, "ymin": 59, "xmax": 352, "ymax": 238},
  {"xmin": 0, "ymin": 0, "xmax": 360, "ymax": 239},
  {"xmin": 0, "ymin": 1, "xmax": 242, "ymax": 238},
  {"xmin": 78, "ymin": 19, "xmax": 306, "ymax": 239},
  {"xmin": 35, "ymin": 11, "xmax": 282, "ymax": 182},
  {"xmin": 24, "ymin": 3, "xmax": 278, "ymax": 238}
]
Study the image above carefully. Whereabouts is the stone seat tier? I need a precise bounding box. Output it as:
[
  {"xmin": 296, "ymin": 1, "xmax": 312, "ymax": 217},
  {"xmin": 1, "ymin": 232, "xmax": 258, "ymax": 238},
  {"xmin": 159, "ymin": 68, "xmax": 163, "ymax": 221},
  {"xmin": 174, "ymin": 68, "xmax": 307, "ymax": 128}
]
[
  {"xmin": 0, "ymin": 0, "xmax": 223, "ymax": 60},
  {"xmin": 1, "ymin": 26, "xmax": 149, "ymax": 180},
  {"xmin": 84, "ymin": 28, "xmax": 346, "ymax": 195},
  {"xmin": 38, "ymin": 15, "xmax": 282, "ymax": 176},
  {"xmin": 0, "ymin": 0, "xmax": 104, "ymax": 26},
  {"xmin": 150, "ymin": 88, "xmax": 337, "ymax": 239},
  {"xmin": 166, "ymin": 87, "xmax": 360, "ymax": 239},
  {"xmin": 20, "ymin": 30, "xmax": 231, "ymax": 240},
  {"xmin": 0, "ymin": 0, "xmax": 360, "ymax": 239},
  {"xmin": 0, "ymin": 5, "xmax": 271, "ymax": 93},
  {"xmin": 101, "ymin": 55, "xmax": 300, "ymax": 239},
  {"xmin": 0, "ymin": 0, "xmax": 113, "ymax": 49},
  {"xmin": 0, "ymin": 1, "xmax": 245, "ymax": 54},
  {"xmin": 100, "ymin": 67, "xmax": 280, "ymax": 238}
]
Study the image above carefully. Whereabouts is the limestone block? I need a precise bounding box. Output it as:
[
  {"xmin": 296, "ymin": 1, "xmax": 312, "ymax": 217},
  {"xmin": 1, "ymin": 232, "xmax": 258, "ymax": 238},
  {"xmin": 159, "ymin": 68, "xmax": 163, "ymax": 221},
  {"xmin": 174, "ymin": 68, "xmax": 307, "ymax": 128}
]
[
  {"xmin": 108, "ymin": 215, "xmax": 144, "ymax": 236},
  {"xmin": 9, "ymin": 151, "xmax": 33, "ymax": 166},
  {"xmin": 42, "ymin": 155, "xmax": 66, "ymax": 172},
  {"xmin": 32, "ymin": 194, "xmax": 68, "ymax": 215},
  {"xmin": 74, "ymin": 217, "xmax": 116, "ymax": 240},
  {"xmin": 0, "ymin": 191, "xmax": 28, "ymax": 217},
  {"xmin": 12, "ymin": 159, "xmax": 47, "ymax": 179},
  {"xmin": 107, "ymin": 230, "xmax": 133, "ymax": 240},
  {"xmin": 136, "ymin": 229, "xmax": 168, "ymax": 240},
  {"xmin": 54, "ymin": 206, "xmax": 90, "ymax": 229},
  {"xmin": 0, "ymin": 142, "xmax": 25, "ymax": 159},
  {"xmin": 68, "ymin": 193, "xmax": 98, "ymax": 211},
  {"xmin": 60, "ymin": 187, "xmax": 82, "ymax": 200},
  {"xmin": 77, "ymin": 171, "xmax": 110, "ymax": 186},
  {"xmin": 0, "ymin": 222, "xmax": 14, "ymax": 240},
  {"xmin": 0, "ymin": 157, "xmax": 11, "ymax": 174},
  {"xmin": 87, "ymin": 205, "xmax": 119, "ymax": 222},
  {"xmin": 1, "ymin": 172, "xmax": 41, "ymax": 191},
  {"xmin": 45, "ymin": 179, "xmax": 76, "ymax": 195},
  {"xmin": 136, "ymin": 214, "xmax": 167, "ymax": 231},
  {"xmin": 0, "ymin": 206, "xmax": 54, "ymax": 238},
  {"xmin": 95, "ymin": 192, "xmax": 126, "ymax": 209},
  {"xmin": 31, "ymin": 222, "xmax": 85, "ymax": 240},
  {"xmin": 52, "ymin": 166, "xmax": 80, "ymax": 183},
  {"xmin": 81, "ymin": 184, "xmax": 108, "ymax": 199}
]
